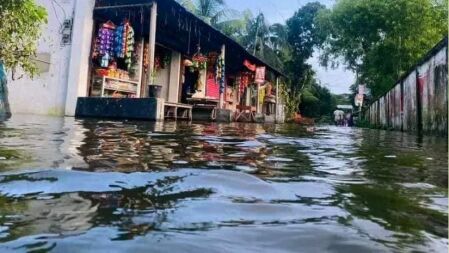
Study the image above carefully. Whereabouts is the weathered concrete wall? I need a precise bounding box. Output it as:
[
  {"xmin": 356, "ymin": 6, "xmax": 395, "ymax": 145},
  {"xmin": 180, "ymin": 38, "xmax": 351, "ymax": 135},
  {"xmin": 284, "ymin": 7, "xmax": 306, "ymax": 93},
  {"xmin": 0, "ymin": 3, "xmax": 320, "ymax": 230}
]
[
  {"xmin": 402, "ymin": 72, "xmax": 418, "ymax": 132},
  {"xmin": 418, "ymin": 47, "xmax": 448, "ymax": 134},
  {"xmin": 7, "ymin": 0, "xmax": 77, "ymax": 116},
  {"xmin": 379, "ymin": 96, "xmax": 386, "ymax": 128},
  {"xmin": 391, "ymin": 83, "xmax": 402, "ymax": 130},
  {"xmin": 364, "ymin": 38, "xmax": 447, "ymax": 135}
]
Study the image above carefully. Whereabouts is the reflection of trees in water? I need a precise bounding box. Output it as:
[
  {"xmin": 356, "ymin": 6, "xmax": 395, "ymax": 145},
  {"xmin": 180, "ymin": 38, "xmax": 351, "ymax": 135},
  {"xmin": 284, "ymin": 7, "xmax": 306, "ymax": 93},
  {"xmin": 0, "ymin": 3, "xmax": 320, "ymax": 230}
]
[
  {"xmin": 355, "ymin": 129, "xmax": 447, "ymax": 187},
  {"xmin": 334, "ymin": 184, "xmax": 447, "ymax": 249},
  {"xmin": 331, "ymin": 129, "xmax": 448, "ymax": 249}
]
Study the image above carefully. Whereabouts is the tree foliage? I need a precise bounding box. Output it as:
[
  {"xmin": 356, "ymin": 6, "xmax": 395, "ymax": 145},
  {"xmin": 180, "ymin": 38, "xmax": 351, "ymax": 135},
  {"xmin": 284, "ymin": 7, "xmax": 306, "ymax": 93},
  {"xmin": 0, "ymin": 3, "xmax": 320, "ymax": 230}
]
[
  {"xmin": 176, "ymin": 0, "xmax": 237, "ymax": 27},
  {"xmin": 177, "ymin": 0, "xmax": 289, "ymax": 71},
  {"xmin": 317, "ymin": 0, "xmax": 448, "ymax": 98},
  {"xmin": 285, "ymin": 2, "xmax": 325, "ymax": 89},
  {"xmin": 237, "ymin": 13, "xmax": 289, "ymax": 70},
  {"xmin": 300, "ymin": 83, "xmax": 336, "ymax": 119},
  {"xmin": 287, "ymin": 2, "xmax": 325, "ymax": 63},
  {"xmin": 0, "ymin": 0, "xmax": 47, "ymax": 76}
]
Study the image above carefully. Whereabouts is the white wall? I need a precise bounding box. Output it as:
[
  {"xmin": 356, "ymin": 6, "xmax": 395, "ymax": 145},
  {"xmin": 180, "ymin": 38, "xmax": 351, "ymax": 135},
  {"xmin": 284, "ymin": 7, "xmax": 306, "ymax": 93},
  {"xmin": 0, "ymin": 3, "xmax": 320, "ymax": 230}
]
[
  {"xmin": 7, "ymin": 0, "xmax": 77, "ymax": 116},
  {"xmin": 167, "ymin": 51, "xmax": 181, "ymax": 103},
  {"xmin": 154, "ymin": 65, "xmax": 171, "ymax": 101},
  {"xmin": 64, "ymin": 0, "xmax": 95, "ymax": 116},
  {"xmin": 6, "ymin": 0, "xmax": 96, "ymax": 116}
]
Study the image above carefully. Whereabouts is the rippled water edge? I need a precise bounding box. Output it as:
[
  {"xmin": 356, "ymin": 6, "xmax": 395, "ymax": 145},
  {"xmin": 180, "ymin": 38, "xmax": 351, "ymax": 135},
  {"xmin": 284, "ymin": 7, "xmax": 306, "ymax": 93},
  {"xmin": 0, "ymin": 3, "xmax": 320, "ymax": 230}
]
[{"xmin": 0, "ymin": 115, "xmax": 446, "ymax": 253}]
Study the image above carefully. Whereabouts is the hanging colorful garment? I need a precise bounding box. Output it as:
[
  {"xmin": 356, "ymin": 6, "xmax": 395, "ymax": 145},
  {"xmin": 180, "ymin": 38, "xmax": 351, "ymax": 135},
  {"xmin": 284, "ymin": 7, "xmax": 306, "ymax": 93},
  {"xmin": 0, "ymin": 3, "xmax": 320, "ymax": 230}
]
[
  {"xmin": 206, "ymin": 77, "xmax": 219, "ymax": 99},
  {"xmin": 235, "ymin": 75, "xmax": 242, "ymax": 101},
  {"xmin": 216, "ymin": 56, "xmax": 225, "ymax": 94}
]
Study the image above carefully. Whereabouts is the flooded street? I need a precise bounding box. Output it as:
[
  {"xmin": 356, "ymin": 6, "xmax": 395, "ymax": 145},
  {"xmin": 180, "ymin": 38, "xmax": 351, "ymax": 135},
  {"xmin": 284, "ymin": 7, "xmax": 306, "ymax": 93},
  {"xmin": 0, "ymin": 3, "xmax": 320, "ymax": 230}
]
[{"xmin": 0, "ymin": 115, "xmax": 447, "ymax": 252}]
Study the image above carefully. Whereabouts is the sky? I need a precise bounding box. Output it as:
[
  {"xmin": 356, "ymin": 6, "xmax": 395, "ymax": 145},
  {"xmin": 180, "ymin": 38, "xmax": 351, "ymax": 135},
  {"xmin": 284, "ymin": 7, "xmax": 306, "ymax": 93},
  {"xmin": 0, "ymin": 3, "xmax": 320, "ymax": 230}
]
[{"xmin": 225, "ymin": 0, "xmax": 355, "ymax": 94}]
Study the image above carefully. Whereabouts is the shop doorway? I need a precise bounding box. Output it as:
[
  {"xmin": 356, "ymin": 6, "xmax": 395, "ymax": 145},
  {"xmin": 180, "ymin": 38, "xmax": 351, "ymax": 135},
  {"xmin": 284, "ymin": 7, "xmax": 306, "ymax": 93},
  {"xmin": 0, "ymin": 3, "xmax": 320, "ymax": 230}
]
[{"xmin": 88, "ymin": 4, "xmax": 151, "ymax": 99}]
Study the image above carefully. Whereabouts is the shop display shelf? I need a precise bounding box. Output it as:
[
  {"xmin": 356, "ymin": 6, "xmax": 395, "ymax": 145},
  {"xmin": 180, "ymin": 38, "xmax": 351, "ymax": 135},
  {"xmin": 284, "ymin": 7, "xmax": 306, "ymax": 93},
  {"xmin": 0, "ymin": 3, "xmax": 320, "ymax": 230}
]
[
  {"xmin": 95, "ymin": 75, "xmax": 139, "ymax": 85},
  {"xmin": 104, "ymin": 86, "xmax": 137, "ymax": 94}
]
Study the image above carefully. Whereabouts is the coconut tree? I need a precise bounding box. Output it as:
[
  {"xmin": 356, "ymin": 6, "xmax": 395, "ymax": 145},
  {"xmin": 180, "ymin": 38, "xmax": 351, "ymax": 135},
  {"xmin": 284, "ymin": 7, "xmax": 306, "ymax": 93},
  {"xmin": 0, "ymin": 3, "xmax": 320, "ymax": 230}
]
[
  {"xmin": 176, "ymin": 0, "xmax": 234, "ymax": 26},
  {"xmin": 176, "ymin": 0, "xmax": 289, "ymax": 71},
  {"xmin": 237, "ymin": 13, "xmax": 289, "ymax": 70}
]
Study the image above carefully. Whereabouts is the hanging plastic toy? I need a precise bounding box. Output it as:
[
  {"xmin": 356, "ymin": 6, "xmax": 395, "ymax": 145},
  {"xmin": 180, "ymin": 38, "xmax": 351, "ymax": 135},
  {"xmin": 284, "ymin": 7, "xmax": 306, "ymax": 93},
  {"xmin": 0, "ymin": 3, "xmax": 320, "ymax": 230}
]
[{"xmin": 101, "ymin": 53, "xmax": 110, "ymax": 68}]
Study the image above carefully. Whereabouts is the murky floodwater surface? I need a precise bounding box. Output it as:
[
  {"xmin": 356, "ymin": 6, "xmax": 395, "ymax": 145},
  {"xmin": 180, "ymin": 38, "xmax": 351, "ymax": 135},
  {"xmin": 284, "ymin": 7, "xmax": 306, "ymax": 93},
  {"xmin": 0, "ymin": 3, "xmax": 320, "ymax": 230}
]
[{"xmin": 0, "ymin": 115, "xmax": 446, "ymax": 252}]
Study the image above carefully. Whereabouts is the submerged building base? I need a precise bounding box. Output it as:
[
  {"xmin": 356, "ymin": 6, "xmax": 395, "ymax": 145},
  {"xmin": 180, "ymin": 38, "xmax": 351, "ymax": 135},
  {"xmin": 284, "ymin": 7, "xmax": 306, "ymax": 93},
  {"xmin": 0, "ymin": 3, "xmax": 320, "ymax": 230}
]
[
  {"xmin": 75, "ymin": 97, "xmax": 164, "ymax": 120},
  {"xmin": 216, "ymin": 109, "xmax": 232, "ymax": 123}
]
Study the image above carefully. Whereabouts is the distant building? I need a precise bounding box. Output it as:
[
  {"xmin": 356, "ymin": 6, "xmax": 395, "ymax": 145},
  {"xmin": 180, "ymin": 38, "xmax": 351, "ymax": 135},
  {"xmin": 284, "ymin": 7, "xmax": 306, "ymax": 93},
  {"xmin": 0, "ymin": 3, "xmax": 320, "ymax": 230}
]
[{"xmin": 337, "ymin": 105, "xmax": 353, "ymax": 112}]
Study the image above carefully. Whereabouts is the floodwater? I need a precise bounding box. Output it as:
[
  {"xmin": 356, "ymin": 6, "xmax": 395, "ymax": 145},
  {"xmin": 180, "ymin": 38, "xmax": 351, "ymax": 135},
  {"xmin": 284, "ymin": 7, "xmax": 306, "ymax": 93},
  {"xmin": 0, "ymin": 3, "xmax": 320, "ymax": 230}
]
[{"xmin": 0, "ymin": 115, "xmax": 447, "ymax": 253}]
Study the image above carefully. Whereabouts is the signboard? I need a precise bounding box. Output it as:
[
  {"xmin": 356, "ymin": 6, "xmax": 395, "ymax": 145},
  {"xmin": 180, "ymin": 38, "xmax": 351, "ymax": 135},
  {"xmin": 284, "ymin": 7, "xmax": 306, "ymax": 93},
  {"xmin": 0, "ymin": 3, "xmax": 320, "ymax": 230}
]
[
  {"xmin": 243, "ymin": 60, "xmax": 256, "ymax": 72},
  {"xmin": 355, "ymin": 94, "xmax": 364, "ymax": 107},
  {"xmin": 255, "ymin": 66, "xmax": 266, "ymax": 84},
  {"xmin": 358, "ymin": 84, "xmax": 366, "ymax": 95}
]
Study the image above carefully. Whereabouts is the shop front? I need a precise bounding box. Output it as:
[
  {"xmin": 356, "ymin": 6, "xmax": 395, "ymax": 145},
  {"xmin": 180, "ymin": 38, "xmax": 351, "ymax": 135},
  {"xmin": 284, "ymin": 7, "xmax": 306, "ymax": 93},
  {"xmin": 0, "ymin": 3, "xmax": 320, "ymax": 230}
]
[{"xmin": 75, "ymin": 0, "xmax": 284, "ymax": 123}]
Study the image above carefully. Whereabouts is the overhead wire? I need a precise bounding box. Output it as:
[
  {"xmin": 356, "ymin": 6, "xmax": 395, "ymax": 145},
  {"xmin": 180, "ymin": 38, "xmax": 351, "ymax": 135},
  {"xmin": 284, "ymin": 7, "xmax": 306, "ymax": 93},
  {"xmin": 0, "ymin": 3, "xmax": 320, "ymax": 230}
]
[
  {"xmin": 265, "ymin": 0, "xmax": 288, "ymax": 24},
  {"xmin": 51, "ymin": 0, "xmax": 67, "ymax": 19},
  {"xmin": 50, "ymin": 0, "xmax": 62, "ymax": 26}
]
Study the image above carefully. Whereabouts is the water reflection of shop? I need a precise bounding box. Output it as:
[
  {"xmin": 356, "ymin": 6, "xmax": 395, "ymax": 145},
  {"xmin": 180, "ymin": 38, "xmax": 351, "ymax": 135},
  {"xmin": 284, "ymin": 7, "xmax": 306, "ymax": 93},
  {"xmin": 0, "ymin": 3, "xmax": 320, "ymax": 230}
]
[
  {"xmin": 75, "ymin": 120, "xmax": 200, "ymax": 171},
  {"xmin": 76, "ymin": 120, "xmax": 156, "ymax": 171},
  {"xmin": 75, "ymin": 119, "xmax": 274, "ymax": 172}
]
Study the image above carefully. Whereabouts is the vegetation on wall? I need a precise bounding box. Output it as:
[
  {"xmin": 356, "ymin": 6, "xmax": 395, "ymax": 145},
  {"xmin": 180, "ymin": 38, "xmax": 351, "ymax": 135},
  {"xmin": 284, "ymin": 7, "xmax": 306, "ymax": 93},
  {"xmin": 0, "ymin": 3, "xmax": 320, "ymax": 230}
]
[
  {"xmin": 0, "ymin": 0, "xmax": 47, "ymax": 76},
  {"xmin": 0, "ymin": 0, "xmax": 47, "ymax": 118}
]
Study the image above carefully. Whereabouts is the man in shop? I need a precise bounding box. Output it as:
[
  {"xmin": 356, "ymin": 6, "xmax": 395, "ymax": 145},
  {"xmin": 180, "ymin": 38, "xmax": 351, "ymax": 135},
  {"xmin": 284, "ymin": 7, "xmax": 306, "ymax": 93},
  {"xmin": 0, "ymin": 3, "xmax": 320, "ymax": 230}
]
[{"xmin": 181, "ymin": 60, "xmax": 199, "ymax": 103}]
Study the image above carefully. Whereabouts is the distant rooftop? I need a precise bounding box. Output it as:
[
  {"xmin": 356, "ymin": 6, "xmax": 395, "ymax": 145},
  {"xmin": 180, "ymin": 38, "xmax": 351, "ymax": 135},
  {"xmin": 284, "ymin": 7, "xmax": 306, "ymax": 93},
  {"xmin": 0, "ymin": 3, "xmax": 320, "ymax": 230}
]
[{"xmin": 337, "ymin": 105, "xmax": 353, "ymax": 110}]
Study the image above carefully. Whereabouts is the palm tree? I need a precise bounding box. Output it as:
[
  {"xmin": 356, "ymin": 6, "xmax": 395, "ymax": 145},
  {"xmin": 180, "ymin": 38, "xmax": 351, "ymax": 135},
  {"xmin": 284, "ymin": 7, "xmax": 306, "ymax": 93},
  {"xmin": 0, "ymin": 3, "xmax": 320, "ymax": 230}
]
[
  {"xmin": 238, "ymin": 13, "xmax": 289, "ymax": 70},
  {"xmin": 176, "ymin": 0, "xmax": 289, "ymax": 70},
  {"xmin": 176, "ymin": 0, "xmax": 232, "ymax": 26}
]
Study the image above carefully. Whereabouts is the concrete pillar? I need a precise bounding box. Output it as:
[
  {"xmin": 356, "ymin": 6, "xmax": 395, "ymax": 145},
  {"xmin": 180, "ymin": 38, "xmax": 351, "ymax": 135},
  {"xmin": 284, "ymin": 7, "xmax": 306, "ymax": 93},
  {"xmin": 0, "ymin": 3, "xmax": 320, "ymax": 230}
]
[
  {"xmin": 168, "ymin": 51, "xmax": 181, "ymax": 103},
  {"xmin": 64, "ymin": 0, "xmax": 95, "ymax": 116},
  {"xmin": 256, "ymin": 82, "xmax": 260, "ymax": 113},
  {"xmin": 219, "ymin": 44, "xmax": 225, "ymax": 109},
  {"xmin": 275, "ymin": 76, "xmax": 279, "ymax": 123},
  {"xmin": 144, "ymin": 1, "xmax": 157, "ymax": 97}
]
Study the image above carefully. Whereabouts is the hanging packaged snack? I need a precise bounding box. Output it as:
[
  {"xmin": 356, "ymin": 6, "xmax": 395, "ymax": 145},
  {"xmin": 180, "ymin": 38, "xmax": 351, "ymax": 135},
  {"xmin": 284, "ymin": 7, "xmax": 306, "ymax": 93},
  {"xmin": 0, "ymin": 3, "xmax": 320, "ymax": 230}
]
[
  {"xmin": 125, "ymin": 25, "xmax": 135, "ymax": 70},
  {"xmin": 114, "ymin": 19, "xmax": 135, "ymax": 70},
  {"xmin": 94, "ymin": 21, "xmax": 116, "ymax": 63}
]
